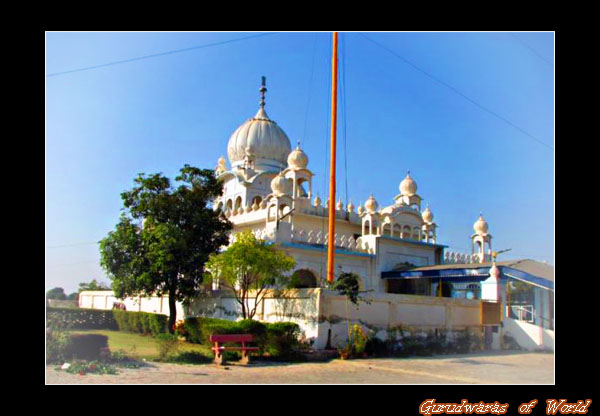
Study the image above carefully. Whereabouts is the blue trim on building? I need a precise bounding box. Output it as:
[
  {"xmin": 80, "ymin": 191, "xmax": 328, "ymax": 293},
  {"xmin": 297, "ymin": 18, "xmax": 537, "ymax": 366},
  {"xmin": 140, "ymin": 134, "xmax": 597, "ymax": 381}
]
[
  {"xmin": 502, "ymin": 266, "xmax": 554, "ymax": 291},
  {"xmin": 280, "ymin": 242, "xmax": 375, "ymax": 258},
  {"xmin": 382, "ymin": 265, "xmax": 553, "ymax": 290}
]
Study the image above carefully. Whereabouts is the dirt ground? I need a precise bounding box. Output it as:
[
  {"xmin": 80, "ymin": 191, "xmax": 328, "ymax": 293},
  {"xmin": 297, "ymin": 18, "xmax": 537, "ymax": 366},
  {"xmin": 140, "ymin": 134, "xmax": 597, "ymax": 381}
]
[{"xmin": 46, "ymin": 350, "xmax": 554, "ymax": 384}]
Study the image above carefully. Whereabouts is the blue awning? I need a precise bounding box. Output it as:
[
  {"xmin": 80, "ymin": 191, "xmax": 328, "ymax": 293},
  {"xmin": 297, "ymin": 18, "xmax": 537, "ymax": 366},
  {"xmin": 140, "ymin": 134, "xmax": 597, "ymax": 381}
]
[{"xmin": 382, "ymin": 265, "xmax": 554, "ymax": 291}]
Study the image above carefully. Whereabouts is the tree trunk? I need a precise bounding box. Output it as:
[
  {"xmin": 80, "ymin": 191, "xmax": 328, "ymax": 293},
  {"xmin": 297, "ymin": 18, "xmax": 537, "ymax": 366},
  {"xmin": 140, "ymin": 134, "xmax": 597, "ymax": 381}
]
[{"xmin": 168, "ymin": 287, "xmax": 177, "ymax": 334}]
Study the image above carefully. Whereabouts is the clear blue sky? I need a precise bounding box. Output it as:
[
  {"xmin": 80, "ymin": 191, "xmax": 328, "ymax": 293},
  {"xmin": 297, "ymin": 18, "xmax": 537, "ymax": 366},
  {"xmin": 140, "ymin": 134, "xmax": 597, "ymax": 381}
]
[{"xmin": 45, "ymin": 31, "xmax": 554, "ymax": 293}]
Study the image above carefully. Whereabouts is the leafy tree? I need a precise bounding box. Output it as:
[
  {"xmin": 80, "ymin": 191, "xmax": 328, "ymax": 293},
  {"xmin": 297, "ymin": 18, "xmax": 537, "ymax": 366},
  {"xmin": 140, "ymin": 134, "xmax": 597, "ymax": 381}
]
[
  {"xmin": 46, "ymin": 287, "xmax": 67, "ymax": 300},
  {"xmin": 205, "ymin": 230, "xmax": 296, "ymax": 320},
  {"xmin": 99, "ymin": 165, "xmax": 232, "ymax": 333},
  {"xmin": 67, "ymin": 292, "xmax": 79, "ymax": 301},
  {"xmin": 78, "ymin": 279, "xmax": 111, "ymax": 292},
  {"xmin": 329, "ymin": 269, "xmax": 371, "ymax": 307}
]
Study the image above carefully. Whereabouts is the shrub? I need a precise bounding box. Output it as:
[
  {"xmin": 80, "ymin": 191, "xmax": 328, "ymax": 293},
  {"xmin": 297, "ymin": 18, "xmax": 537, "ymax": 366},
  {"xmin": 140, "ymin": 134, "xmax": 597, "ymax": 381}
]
[
  {"xmin": 339, "ymin": 324, "xmax": 368, "ymax": 359},
  {"xmin": 68, "ymin": 334, "xmax": 109, "ymax": 361},
  {"xmin": 47, "ymin": 307, "xmax": 118, "ymax": 330},
  {"xmin": 169, "ymin": 351, "xmax": 212, "ymax": 364},
  {"xmin": 183, "ymin": 317, "xmax": 238, "ymax": 344},
  {"xmin": 46, "ymin": 329, "xmax": 73, "ymax": 363},
  {"xmin": 364, "ymin": 336, "xmax": 388, "ymax": 357},
  {"xmin": 155, "ymin": 333, "xmax": 180, "ymax": 360},
  {"xmin": 183, "ymin": 318, "xmax": 302, "ymax": 359},
  {"xmin": 266, "ymin": 322, "xmax": 301, "ymax": 357},
  {"xmin": 112, "ymin": 310, "xmax": 168, "ymax": 336}
]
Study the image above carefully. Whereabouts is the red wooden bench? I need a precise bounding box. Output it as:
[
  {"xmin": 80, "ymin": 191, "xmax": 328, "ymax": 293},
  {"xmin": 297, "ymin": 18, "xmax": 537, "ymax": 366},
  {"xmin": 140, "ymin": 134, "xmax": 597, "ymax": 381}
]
[{"xmin": 210, "ymin": 334, "xmax": 260, "ymax": 365}]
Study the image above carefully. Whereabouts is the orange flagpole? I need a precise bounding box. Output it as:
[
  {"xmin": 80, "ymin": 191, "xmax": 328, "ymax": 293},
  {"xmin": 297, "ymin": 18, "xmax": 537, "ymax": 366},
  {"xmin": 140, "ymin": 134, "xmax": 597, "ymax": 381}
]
[{"xmin": 327, "ymin": 31, "xmax": 339, "ymax": 284}]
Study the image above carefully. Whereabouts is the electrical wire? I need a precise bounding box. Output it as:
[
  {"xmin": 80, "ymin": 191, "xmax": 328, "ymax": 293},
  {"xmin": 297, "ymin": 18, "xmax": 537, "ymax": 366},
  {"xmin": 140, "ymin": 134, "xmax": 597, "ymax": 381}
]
[
  {"xmin": 47, "ymin": 32, "xmax": 278, "ymax": 78},
  {"xmin": 509, "ymin": 33, "xmax": 553, "ymax": 67},
  {"xmin": 301, "ymin": 33, "xmax": 319, "ymax": 146},
  {"xmin": 358, "ymin": 33, "xmax": 554, "ymax": 151}
]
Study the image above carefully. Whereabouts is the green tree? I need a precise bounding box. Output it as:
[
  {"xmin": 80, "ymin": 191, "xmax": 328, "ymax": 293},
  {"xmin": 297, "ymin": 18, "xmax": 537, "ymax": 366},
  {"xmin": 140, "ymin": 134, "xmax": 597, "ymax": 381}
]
[
  {"xmin": 78, "ymin": 279, "xmax": 110, "ymax": 292},
  {"xmin": 67, "ymin": 292, "xmax": 79, "ymax": 301},
  {"xmin": 99, "ymin": 165, "xmax": 232, "ymax": 333},
  {"xmin": 205, "ymin": 230, "xmax": 296, "ymax": 319},
  {"xmin": 46, "ymin": 287, "xmax": 67, "ymax": 300}
]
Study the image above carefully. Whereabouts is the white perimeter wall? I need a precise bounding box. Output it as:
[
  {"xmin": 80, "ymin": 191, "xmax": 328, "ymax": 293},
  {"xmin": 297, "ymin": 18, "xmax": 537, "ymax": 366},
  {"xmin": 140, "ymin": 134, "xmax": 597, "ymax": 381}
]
[
  {"xmin": 503, "ymin": 317, "xmax": 555, "ymax": 351},
  {"xmin": 78, "ymin": 291, "xmax": 185, "ymax": 319}
]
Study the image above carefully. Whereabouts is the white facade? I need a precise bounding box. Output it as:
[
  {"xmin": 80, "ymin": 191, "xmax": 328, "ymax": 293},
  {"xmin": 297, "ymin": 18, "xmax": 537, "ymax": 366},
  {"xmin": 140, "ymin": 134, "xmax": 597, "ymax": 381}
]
[{"xmin": 212, "ymin": 79, "xmax": 444, "ymax": 295}]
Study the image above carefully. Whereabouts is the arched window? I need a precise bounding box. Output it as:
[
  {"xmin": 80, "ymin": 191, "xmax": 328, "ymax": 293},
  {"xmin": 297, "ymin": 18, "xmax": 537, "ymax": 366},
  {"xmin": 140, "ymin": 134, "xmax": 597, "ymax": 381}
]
[
  {"xmin": 226, "ymin": 199, "xmax": 233, "ymax": 212},
  {"xmin": 251, "ymin": 196, "xmax": 263, "ymax": 206},
  {"xmin": 216, "ymin": 201, "xmax": 224, "ymax": 212},
  {"xmin": 234, "ymin": 196, "xmax": 243, "ymax": 211},
  {"xmin": 289, "ymin": 269, "xmax": 318, "ymax": 288}
]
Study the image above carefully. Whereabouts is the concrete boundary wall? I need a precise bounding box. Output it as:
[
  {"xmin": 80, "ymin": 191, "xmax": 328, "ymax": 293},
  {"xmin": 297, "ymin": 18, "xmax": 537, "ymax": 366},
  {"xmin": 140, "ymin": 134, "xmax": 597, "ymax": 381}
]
[
  {"xmin": 316, "ymin": 291, "xmax": 481, "ymax": 349},
  {"xmin": 78, "ymin": 289, "xmax": 485, "ymax": 350},
  {"xmin": 78, "ymin": 291, "xmax": 184, "ymax": 319}
]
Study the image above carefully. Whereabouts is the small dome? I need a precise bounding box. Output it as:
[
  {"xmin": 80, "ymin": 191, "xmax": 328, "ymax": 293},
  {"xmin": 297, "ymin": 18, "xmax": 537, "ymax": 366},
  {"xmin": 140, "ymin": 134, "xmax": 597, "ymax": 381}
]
[
  {"xmin": 270, "ymin": 173, "xmax": 289, "ymax": 196},
  {"xmin": 365, "ymin": 195, "xmax": 378, "ymax": 213},
  {"xmin": 399, "ymin": 171, "xmax": 417, "ymax": 196},
  {"xmin": 336, "ymin": 199, "xmax": 343, "ymax": 210},
  {"xmin": 287, "ymin": 143, "xmax": 309, "ymax": 169},
  {"xmin": 314, "ymin": 195, "xmax": 322, "ymax": 207},
  {"xmin": 347, "ymin": 201, "xmax": 355, "ymax": 213},
  {"xmin": 357, "ymin": 204, "xmax": 365, "ymax": 215},
  {"xmin": 422, "ymin": 206, "xmax": 433, "ymax": 223},
  {"xmin": 473, "ymin": 214, "xmax": 489, "ymax": 235}
]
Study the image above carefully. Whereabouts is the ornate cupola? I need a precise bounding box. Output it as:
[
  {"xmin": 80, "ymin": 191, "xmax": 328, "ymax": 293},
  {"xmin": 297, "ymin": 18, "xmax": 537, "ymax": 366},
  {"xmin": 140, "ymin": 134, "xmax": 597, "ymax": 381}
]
[
  {"xmin": 283, "ymin": 141, "xmax": 313, "ymax": 202},
  {"xmin": 360, "ymin": 195, "xmax": 380, "ymax": 236},
  {"xmin": 471, "ymin": 213, "xmax": 493, "ymax": 263},
  {"xmin": 394, "ymin": 171, "xmax": 422, "ymax": 210},
  {"xmin": 421, "ymin": 205, "xmax": 437, "ymax": 244}
]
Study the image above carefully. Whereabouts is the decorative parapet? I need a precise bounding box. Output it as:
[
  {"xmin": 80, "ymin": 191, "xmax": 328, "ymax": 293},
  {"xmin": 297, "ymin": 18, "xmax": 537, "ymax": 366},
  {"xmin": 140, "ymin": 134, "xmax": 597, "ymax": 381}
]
[
  {"xmin": 443, "ymin": 250, "xmax": 481, "ymax": 264},
  {"xmin": 291, "ymin": 228, "xmax": 367, "ymax": 252}
]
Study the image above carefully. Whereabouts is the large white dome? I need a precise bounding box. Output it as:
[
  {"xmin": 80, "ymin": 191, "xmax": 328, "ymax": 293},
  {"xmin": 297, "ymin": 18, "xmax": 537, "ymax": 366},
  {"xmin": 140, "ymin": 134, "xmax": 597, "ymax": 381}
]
[{"xmin": 227, "ymin": 79, "xmax": 291, "ymax": 171}]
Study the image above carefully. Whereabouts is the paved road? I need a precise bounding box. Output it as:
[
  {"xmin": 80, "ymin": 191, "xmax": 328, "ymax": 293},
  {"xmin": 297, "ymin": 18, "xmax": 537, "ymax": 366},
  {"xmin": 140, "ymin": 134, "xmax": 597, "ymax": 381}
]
[{"xmin": 46, "ymin": 351, "xmax": 554, "ymax": 384}]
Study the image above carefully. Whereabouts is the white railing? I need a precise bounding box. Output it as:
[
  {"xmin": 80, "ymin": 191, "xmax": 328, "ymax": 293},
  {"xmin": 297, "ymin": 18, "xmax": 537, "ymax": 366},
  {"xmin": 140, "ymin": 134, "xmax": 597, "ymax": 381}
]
[
  {"xmin": 443, "ymin": 251, "xmax": 480, "ymax": 264},
  {"xmin": 291, "ymin": 228, "xmax": 366, "ymax": 252}
]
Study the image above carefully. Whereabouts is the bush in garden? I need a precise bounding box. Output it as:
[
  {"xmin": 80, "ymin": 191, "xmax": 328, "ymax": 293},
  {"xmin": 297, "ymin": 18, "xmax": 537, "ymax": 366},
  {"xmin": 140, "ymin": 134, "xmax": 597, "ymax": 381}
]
[
  {"xmin": 46, "ymin": 329, "xmax": 73, "ymax": 363},
  {"xmin": 182, "ymin": 317, "xmax": 302, "ymax": 359},
  {"xmin": 155, "ymin": 333, "xmax": 180, "ymax": 360},
  {"xmin": 68, "ymin": 334, "xmax": 109, "ymax": 361},
  {"xmin": 47, "ymin": 307, "xmax": 117, "ymax": 330},
  {"xmin": 112, "ymin": 310, "xmax": 168, "ymax": 336}
]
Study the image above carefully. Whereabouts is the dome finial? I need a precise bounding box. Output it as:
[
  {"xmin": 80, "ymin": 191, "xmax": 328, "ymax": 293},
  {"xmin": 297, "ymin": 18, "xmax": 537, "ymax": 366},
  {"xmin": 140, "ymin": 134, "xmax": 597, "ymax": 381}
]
[{"xmin": 259, "ymin": 76, "xmax": 267, "ymax": 109}]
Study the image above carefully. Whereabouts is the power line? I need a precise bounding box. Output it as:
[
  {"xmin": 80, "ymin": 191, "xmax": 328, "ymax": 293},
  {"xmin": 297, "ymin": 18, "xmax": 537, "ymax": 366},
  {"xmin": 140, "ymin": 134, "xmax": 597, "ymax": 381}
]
[
  {"xmin": 47, "ymin": 32, "xmax": 278, "ymax": 78},
  {"xmin": 358, "ymin": 33, "xmax": 554, "ymax": 151},
  {"xmin": 301, "ymin": 32, "xmax": 319, "ymax": 145},
  {"xmin": 509, "ymin": 33, "xmax": 553, "ymax": 67},
  {"xmin": 46, "ymin": 260, "xmax": 99, "ymax": 268},
  {"xmin": 46, "ymin": 241, "xmax": 100, "ymax": 249}
]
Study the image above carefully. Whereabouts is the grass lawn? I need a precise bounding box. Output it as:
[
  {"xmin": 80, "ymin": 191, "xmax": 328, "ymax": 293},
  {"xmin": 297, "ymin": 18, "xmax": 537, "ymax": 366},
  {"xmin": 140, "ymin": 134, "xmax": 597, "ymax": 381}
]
[{"xmin": 69, "ymin": 329, "xmax": 213, "ymax": 361}]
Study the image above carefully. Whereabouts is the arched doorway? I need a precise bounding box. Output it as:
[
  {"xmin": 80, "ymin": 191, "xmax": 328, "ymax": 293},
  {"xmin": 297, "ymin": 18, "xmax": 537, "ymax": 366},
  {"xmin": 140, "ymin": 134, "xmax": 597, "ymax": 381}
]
[{"xmin": 289, "ymin": 269, "xmax": 318, "ymax": 288}]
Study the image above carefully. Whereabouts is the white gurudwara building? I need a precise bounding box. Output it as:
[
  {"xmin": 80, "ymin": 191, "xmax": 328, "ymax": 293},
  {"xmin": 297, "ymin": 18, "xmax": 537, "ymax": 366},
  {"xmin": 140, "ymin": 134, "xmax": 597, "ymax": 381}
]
[{"xmin": 80, "ymin": 78, "xmax": 554, "ymax": 351}]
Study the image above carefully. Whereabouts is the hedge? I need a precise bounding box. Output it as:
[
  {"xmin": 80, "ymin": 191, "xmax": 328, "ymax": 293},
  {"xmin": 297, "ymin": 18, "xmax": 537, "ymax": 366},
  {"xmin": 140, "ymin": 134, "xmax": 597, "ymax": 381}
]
[
  {"xmin": 112, "ymin": 310, "xmax": 168, "ymax": 336},
  {"xmin": 68, "ymin": 334, "xmax": 109, "ymax": 360},
  {"xmin": 47, "ymin": 307, "xmax": 118, "ymax": 330},
  {"xmin": 47, "ymin": 307, "xmax": 168, "ymax": 336},
  {"xmin": 183, "ymin": 317, "xmax": 301, "ymax": 358}
]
